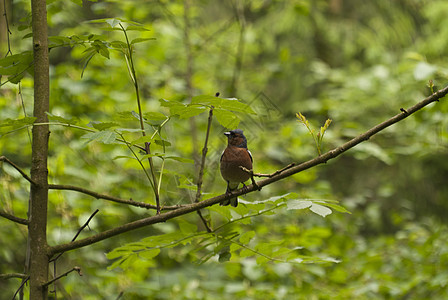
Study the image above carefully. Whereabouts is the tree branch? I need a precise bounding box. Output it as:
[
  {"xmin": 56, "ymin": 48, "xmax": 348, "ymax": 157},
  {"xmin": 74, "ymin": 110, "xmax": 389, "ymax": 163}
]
[
  {"xmin": 0, "ymin": 273, "xmax": 28, "ymax": 280},
  {"xmin": 0, "ymin": 156, "xmax": 36, "ymax": 185},
  {"xmin": 47, "ymin": 85, "xmax": 448, "ymax": 257},
  {"xmin": 50, "ymin": 209, "xmax": 99, "ymax": 263},
  {"xmin": 48, "ymin": 184, "xmax": 186, "ymax": 211},
  {"xmin": 43, "ymin": 267, "xmax": 81, "ymax": 287},
  {"xmin": 0, "ymin": 209, "xmax": 28, "ymax": 225}
]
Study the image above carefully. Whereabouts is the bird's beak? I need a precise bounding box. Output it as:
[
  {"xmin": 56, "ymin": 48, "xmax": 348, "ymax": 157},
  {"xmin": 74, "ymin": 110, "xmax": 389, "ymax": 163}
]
[{"xmin": 224, "ymin": 132, "xmax": 231, "ymax": 137}]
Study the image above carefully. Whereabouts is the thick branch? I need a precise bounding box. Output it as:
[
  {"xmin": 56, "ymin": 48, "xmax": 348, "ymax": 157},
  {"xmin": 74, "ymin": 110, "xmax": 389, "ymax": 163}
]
[
  {"xmin": 0, "ymin": 209, "xmax": 28, "ymax": 225},
  {"xmin": 48, "ymin": 86, "xmax": 448, "ymax": 257}
]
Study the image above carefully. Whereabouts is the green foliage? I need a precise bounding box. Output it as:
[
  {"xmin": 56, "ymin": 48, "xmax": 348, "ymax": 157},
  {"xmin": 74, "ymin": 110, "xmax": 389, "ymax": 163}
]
[{"xmin": 1, "ymin": 0, "xmax": 448, "ymax": 298}]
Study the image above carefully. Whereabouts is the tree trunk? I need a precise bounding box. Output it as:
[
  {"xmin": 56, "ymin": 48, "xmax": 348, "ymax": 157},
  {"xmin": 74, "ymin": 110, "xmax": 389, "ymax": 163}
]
[{"xmin": 29, "ymin": 0, "xmax": 50, "ymax": 299}]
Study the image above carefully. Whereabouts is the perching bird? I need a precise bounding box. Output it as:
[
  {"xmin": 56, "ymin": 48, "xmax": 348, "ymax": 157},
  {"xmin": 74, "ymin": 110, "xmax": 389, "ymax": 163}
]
[{"xmin": 220, "ymin": 129, "xmax": 253, "ymax": 207}]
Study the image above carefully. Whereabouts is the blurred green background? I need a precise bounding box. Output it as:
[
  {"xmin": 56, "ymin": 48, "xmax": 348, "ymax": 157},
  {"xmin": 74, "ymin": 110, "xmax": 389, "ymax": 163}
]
[{"xmin": 1, "ymin": 0, "xmax": 448, "ymax": 299}]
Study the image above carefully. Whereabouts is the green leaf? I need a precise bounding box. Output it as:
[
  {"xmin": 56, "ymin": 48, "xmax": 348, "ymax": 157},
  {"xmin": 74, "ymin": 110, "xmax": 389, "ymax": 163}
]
[
  {"xmin": 130, "ymin": 135, "xmax": 154, "ymax": 146},
  {"xmin": 287, "ymin": 200, "xmax": 312, "ymax": 210},
  {"xmin": 110, "ymin": 40, "xmax": 127, "ymax": 49},
  {"xmin": 309, "ymin": 203, "xmax": 332, "ymax": 217},
  {"xmin": 315, "ymin": 201, "xmax": 351, "ymax": 214},
  {"xmin": 113, "ymin": 155, "xmax": 136, "ymax": 160},
  {"xmin": 218, "ymin": 251, "xmax": 231, "ymax": 262},
  {"xmin": 46, "ymin": 112, "xmax": 78, "ymax": 125},
  {"xmin": 69, "ymin": 0, "xmax": 82, "ymax": 6},
  {"xmin": 130, "ymin": 38, "xmax": 155, "ymax": 45},
  {"xmin": 105, "ymin": 18, "xmax": 120, "ymax": 28},
  {"xmin": 154, "ymin": 139, "xmax": 171, "ymax": 147},
  {"xmin": 191, "ymin": 95, "xmax": 256, "ymax": 114},
  {"xmin": 159, "ymin": 99, "xmax": 208, "ymax": 118},
  {"xmin": 0, "ymin": 52, "xmax": 33, "ymax": 76},
  {"xmin": 82, "ymin": 131, "xmax": 117, "ymax": 144},
  {"xmin": 143, "ymin": 112, "xmax": 167, "ymax": 122},
  {"xmin": 138, "ymin": 248, "xmax": 160, "ymax": 260},
  {"xmin": 239, "ymin": 231, "xmax": 255, "ymax": 244},
  {"xmin": 178, "ymin": 219, "xmax": 198, "ymax": 234},
  {"xmin": 0, "ymin": 117, "xmax": 36, "ymax": 128},
  {"xmin": 126, "ymin": 26, "xmax": 151, "ymax": 32},
  {"xmin": 214, "ymin": 108, "xmax": 240, "ymax": 129},
  {"xmin": 88, "ymin": 121, "xmax": 119, "ymax": 131},
  {"xmin": 165, "ymin": 156, "xmax": 194, "ymax": 163}
]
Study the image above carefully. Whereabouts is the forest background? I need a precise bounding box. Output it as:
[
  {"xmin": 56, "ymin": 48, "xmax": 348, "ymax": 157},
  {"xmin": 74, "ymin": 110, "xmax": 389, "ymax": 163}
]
[{"xmin": 1, "ymin": 0, "xmax": 448, "ymax": 299}]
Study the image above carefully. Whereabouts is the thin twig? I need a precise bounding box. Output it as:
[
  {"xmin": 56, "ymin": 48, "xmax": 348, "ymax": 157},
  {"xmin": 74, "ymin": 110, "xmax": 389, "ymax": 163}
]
[
  {"xmin": 43, "ymin": 267, "xmax": 81, "ymax": 287},
  {"xmin": 50, "ymin": 209, "xmax": 99, "ymax": 263},
  {"xmin": 2, "ymin": 0, "xmax": 12, "ymax": 57},
  {"xmin": 12, "ymin": 276, "xmax": 30, "ymax": 300},
  {"xmin": 193, "ymin": 106, "xmax": 214, "ymax": 232},
  {"xmin": 119, "ymin": 23, "xmax": 160, "ymax": 214},
  {"xmin": 0, "ymin": 156, "xmax": 36, "ymax": 185},
  {"xmin": 47, "ymin": 86, "xmax": 448, "ymax": 256},
  {"xmin": 195, "ymin": 106, "xmax": 214, "ymax": 201},
  {"xmin": 48, "ymin": 184, "xmax": 185, "ymax": 211}
]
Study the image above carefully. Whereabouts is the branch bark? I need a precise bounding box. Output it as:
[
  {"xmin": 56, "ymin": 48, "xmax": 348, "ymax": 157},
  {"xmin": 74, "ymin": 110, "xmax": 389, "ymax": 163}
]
[
  {"xmin": 47, "ymin": 86, "xmax": 448, "ymax": 257},
  {"xmin": 0, "ymin": 209, "xmax": 28, "ymax": 225}
]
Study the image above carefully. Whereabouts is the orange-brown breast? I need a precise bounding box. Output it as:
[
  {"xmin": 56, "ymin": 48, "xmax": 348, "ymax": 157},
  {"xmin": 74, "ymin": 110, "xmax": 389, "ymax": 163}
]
[{"xmin": 220, "ymin": 146, "xmax": 253, "ymax": 183}]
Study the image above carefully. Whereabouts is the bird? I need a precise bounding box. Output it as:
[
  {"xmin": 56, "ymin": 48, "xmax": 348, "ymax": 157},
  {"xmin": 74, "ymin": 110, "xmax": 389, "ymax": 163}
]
[{"xmin": 220, "ymin": 129, "xmax": 253, "ymax": 207}]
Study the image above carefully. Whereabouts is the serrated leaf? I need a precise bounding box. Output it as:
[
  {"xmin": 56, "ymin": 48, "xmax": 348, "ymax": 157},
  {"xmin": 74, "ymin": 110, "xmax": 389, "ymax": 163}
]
[
  {"xmin": 309, "ymin": 203, "xmax": 332, "ymax": 217},
  {"xmin": 0, "ymin": 116, "xmax": 36, "ymax": 128}
]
